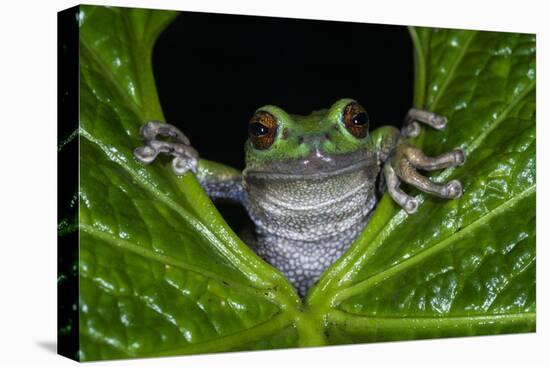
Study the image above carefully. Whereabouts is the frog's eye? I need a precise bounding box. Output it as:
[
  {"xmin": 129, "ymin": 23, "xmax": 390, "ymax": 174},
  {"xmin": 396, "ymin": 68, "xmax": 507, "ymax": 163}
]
[
  {"xmin": 248, "ymin": 111, "xmax": 278, "ymax": 150},
  {"xmin": 342, "ymin": 102, "xmax": 369, "ymax": 139}
]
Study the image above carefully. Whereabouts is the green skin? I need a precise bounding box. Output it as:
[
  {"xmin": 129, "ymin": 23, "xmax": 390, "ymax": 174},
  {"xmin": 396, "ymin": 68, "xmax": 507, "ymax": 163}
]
[
  {"xmin": 198, "ymin": 98, "xmax": 396, "ymax": 189},
  {"xmin": 246, "ymin": 99, "xmax": 374, "ymax": 169},
  {"xmin": 135, "ymin": 98, "xmax": 465, "ymax": 296}
]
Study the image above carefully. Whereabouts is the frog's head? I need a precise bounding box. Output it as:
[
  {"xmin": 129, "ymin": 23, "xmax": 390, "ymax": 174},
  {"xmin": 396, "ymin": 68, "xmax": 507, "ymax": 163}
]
[{"xmin": 244, "ymin": 98, "xmax": 375, "ymax": 176}]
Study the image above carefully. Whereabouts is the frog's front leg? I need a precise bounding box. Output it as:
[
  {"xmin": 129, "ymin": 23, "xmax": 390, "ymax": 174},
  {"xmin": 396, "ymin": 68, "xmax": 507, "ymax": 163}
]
[
  {"xmin": 134, "ymin": 121, "xmax": 199, "ymax": 174},
  {"xmin": 134, "ymin": 121, "xmax": 245, "ymax": 203},
  {"xmin": 374, "ymin": 110, "xmax": 465, "ymax": 214},
  {"xmin": 402, "ymin": 108, "xmax": 448, "ymax": 137}
]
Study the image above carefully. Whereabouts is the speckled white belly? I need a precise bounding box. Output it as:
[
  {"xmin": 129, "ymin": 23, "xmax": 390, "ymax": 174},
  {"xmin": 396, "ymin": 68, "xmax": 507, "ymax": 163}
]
[{"xmin": 243, "ymin": 164, "xmax": 379, "ymax": 296}]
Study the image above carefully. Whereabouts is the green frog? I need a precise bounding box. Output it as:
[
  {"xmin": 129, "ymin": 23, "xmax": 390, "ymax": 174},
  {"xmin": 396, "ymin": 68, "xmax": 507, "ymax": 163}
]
[{"xmin": 134, "ymin": 98, "xmax": 465, "ymax": 296}]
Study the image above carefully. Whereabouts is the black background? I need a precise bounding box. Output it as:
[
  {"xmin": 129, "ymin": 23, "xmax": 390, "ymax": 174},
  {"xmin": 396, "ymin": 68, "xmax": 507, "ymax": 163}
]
[
  {"xmin": 152, "ymin": 11, "xmax": 414, "ymax": 230},
  {"xmin": 58, "ymin": 6, "xmax": 79, "ymax": 360},
  {"xmin": 153, "ymin": 11, "xmax": 414, "ymax": 171}
]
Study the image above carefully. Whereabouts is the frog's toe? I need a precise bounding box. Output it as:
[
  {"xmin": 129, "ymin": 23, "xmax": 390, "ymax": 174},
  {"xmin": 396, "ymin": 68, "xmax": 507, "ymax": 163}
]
[
  {"xmin": 172, "ymin": 155, "xmax": 198, "ymax": 175},
  {"xmin": 402, "ymin": 121, "xmax": 421, "ymax": 138},
  {"xmin": 383, "ymin": 161, "xmax": 420, "ymax": 214},
  {"xmin": 453, "ymin": 148, "xmax": 466, "ymax": 166},
  {"xmin": 134, "ymin": 145, "xmax": 158, "ymax": 164},
  {"xmin": 403, "ymin": 197, "xmax": 419, "ymax": 214},
  {"xmin": 445, "ymin": 180, "xmax": 463, "ymax": 199},
  {"xmin": 405, "ymin": 108, "xmax": 448, "ymax": 131},
  {"xmin": 135, "ymin": 121, "xmax": 199, "ymax": 176},
  {"xmin": 402, "ymin": 144, "xmax": 466, "ymax": 171},
  {"xmin": 430, "ymin": 114, "xmax": 448, "ymax": 130}
]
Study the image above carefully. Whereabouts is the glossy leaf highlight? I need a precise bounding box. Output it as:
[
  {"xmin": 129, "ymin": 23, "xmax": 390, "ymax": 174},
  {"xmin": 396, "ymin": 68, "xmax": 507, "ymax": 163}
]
[{"xmin": 74, "ymin": 7, "xmax": 536, "ymax": 360}]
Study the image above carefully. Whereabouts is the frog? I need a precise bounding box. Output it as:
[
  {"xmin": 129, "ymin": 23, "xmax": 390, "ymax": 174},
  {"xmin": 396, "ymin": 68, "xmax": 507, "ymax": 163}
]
[{"xmin": 134, "ymin": 98, "xmax": 465, "ymax": 297}]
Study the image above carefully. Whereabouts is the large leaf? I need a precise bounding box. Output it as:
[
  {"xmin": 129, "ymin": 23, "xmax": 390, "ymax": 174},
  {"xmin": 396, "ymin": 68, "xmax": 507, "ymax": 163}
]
[
  {"xmin": 307, "ymin": 27, "xmax": 536, "ymax": 343},
  {"xmin": 77, "ymin": 6, "xmax": 301, "ymax": 361},
  {"xmin": 74, "ymin": 6, "xmax": 535, "ymax": 360}
]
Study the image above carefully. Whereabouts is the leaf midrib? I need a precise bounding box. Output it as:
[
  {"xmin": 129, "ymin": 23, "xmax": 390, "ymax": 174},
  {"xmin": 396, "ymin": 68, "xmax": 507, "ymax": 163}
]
[
  {"xmin": 80, "ymin": 38, "xmax": 145, "ymax": 121},
  {"xmin": 80, "ymin": 224, "xmax": 267, "ymax": 296},
  {"xmin": 332, "ymin": 184, "xmax": 535, "ymax": 304},
  {"xmin": 79, "ymin": 129, "xmax": 275, "ymax": 291},
  {"xmin": 315, "ymin": 38, "xmax": 536, "ymax": 302},
  {"xmin": 80, "ymin": 29, "xmax": 285, "ymax": 293},
  {"xmin": 429, "ymin": 30, "xmax": 478, "ymax": 110},
  {"xmin": 152, "ymin": 312, "xmax": 292, "ymax": 357},
  {"xmin": 80, "ymin": 311, "xmax": 292, "ymax": 358},
  {"xmin": 328, "ymin": 309, "xmax": 536, "ymax": 330},
  {"xmin": 466, "ymin": 79, "xmax": 535, "ymax": 155},
  {"xmin": 436, "ymin": 77, "xmax": 536, "ymax": 183},
  {"xmin": 80, "ymin": 11, "xmax": 303, "ymax": 315}
]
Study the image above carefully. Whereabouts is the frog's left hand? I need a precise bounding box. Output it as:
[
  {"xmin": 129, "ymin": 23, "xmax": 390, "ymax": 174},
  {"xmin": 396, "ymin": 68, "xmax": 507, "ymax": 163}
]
[
  {"xmin": 382, "ymin": 109, "xmax": 465, "ymax": 214},
  {"xmin": 134, "ymin": 121, "xmax": 199, "ymax": 175}
]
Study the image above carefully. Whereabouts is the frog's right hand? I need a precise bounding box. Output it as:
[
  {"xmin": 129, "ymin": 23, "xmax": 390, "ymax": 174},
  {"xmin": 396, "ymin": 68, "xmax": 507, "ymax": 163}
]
[{"xmin": 134, "ymin": 121, "xmax": 199, "ymax": 176}]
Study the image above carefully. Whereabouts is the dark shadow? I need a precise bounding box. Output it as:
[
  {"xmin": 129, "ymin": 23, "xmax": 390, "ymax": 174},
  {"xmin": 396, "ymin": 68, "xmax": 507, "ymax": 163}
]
[
  {"xmin": 153, "ymin": 11, "xmax": 413, "ymax": 172},
  {"xmin": 153, "ymin": 11, "xmax": 413, "ymax": 235},
  {"xmin": 36, "ymin": 340, "xmax": 57, "ymax": 354}
]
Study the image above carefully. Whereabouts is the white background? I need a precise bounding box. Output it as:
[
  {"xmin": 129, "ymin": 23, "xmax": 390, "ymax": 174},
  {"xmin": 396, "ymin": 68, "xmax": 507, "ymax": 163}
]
[{"xmin": 0, "ymin": 0, "xmax": 547, "ymax": 366}]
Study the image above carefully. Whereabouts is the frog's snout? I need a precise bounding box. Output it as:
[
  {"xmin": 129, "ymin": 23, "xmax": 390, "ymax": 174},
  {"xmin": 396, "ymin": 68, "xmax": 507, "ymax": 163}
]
[
  {"xmin": 304, "ymin": 146, "xmax": 335, "ymax": 167},
  {"xmin": 296, "ymin": 133, "xmax": 330, "ymax": 147}
]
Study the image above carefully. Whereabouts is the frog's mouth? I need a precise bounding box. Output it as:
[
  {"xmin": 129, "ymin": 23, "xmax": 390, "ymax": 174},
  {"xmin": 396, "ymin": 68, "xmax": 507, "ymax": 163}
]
[{"xmin": 243, "ymin": 148, "xmax": 378, "ymax": 180}]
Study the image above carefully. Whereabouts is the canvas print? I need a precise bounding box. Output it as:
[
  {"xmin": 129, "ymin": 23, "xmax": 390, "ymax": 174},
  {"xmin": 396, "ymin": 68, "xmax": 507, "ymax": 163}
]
[{"xmin": 58, "ymin": 4, "xmax": 536, "ymax": 361}]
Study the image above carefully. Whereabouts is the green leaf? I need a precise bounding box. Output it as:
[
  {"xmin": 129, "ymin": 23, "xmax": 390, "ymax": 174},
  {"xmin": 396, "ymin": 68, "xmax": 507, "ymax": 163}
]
[
  {"xmin": 78, "ymin": 5, "xmax": 302, "ymax": 361},
  {"xmin": 307, "ymin": 27, "xmax": 535, "ymax": 343},
  {"xmin": 75, "ymin": 6, "xmax": 535, "ymax": 360}
]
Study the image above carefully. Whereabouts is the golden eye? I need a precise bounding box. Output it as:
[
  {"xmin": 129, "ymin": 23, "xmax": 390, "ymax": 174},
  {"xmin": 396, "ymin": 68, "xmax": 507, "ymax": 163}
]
[
  {"xmin": 343, "ymin": 102, "xmax": 369, "ymax": 138},
  {"xmin": 248, "ymin": 111, "xmax": 278, "ymax": 150}
]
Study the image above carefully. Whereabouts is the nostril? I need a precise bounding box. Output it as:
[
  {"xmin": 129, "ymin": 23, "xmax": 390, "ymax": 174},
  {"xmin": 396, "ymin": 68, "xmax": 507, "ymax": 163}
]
[{"xmin": 298, "ymin": 134, "xmax": 330, "ymax": 146}]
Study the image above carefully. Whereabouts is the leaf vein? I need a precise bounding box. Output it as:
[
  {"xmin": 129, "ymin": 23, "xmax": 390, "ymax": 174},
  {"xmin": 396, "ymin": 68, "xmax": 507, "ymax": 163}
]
[
  {"xmin": 333, "ymin": 185, "xmax": 535, "ymax": 304},
  {"xmin": 80, "ymin": 37, "xmax": 145, "ymax": 121},
  {"xmin": 80, "ymin": 224, "xmax": 264, "ymax": 293},
  {"xmin": 430, "ymin": 31, "xmax": 478, "ymax": 110},
  {"xmin": 328, "ymin": 309, "xmax": 535, "ymax": 330},
  {"xmin": 79, "ymin": 129, "xmax": 271, "ymax": 288}
]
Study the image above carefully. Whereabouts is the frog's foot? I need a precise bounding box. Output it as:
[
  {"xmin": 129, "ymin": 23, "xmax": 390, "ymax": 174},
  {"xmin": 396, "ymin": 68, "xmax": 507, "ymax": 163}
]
[
  {"xmin": 134, "ymin": 121, "xmax": 199, "ymax": 175},
  {"xmin": 402, "ymin": 108, "xmax": 448, "ymax": 137},
  {"xmin": 383, "ymin": 143, "xmax": 465, "ymax": 214}
]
